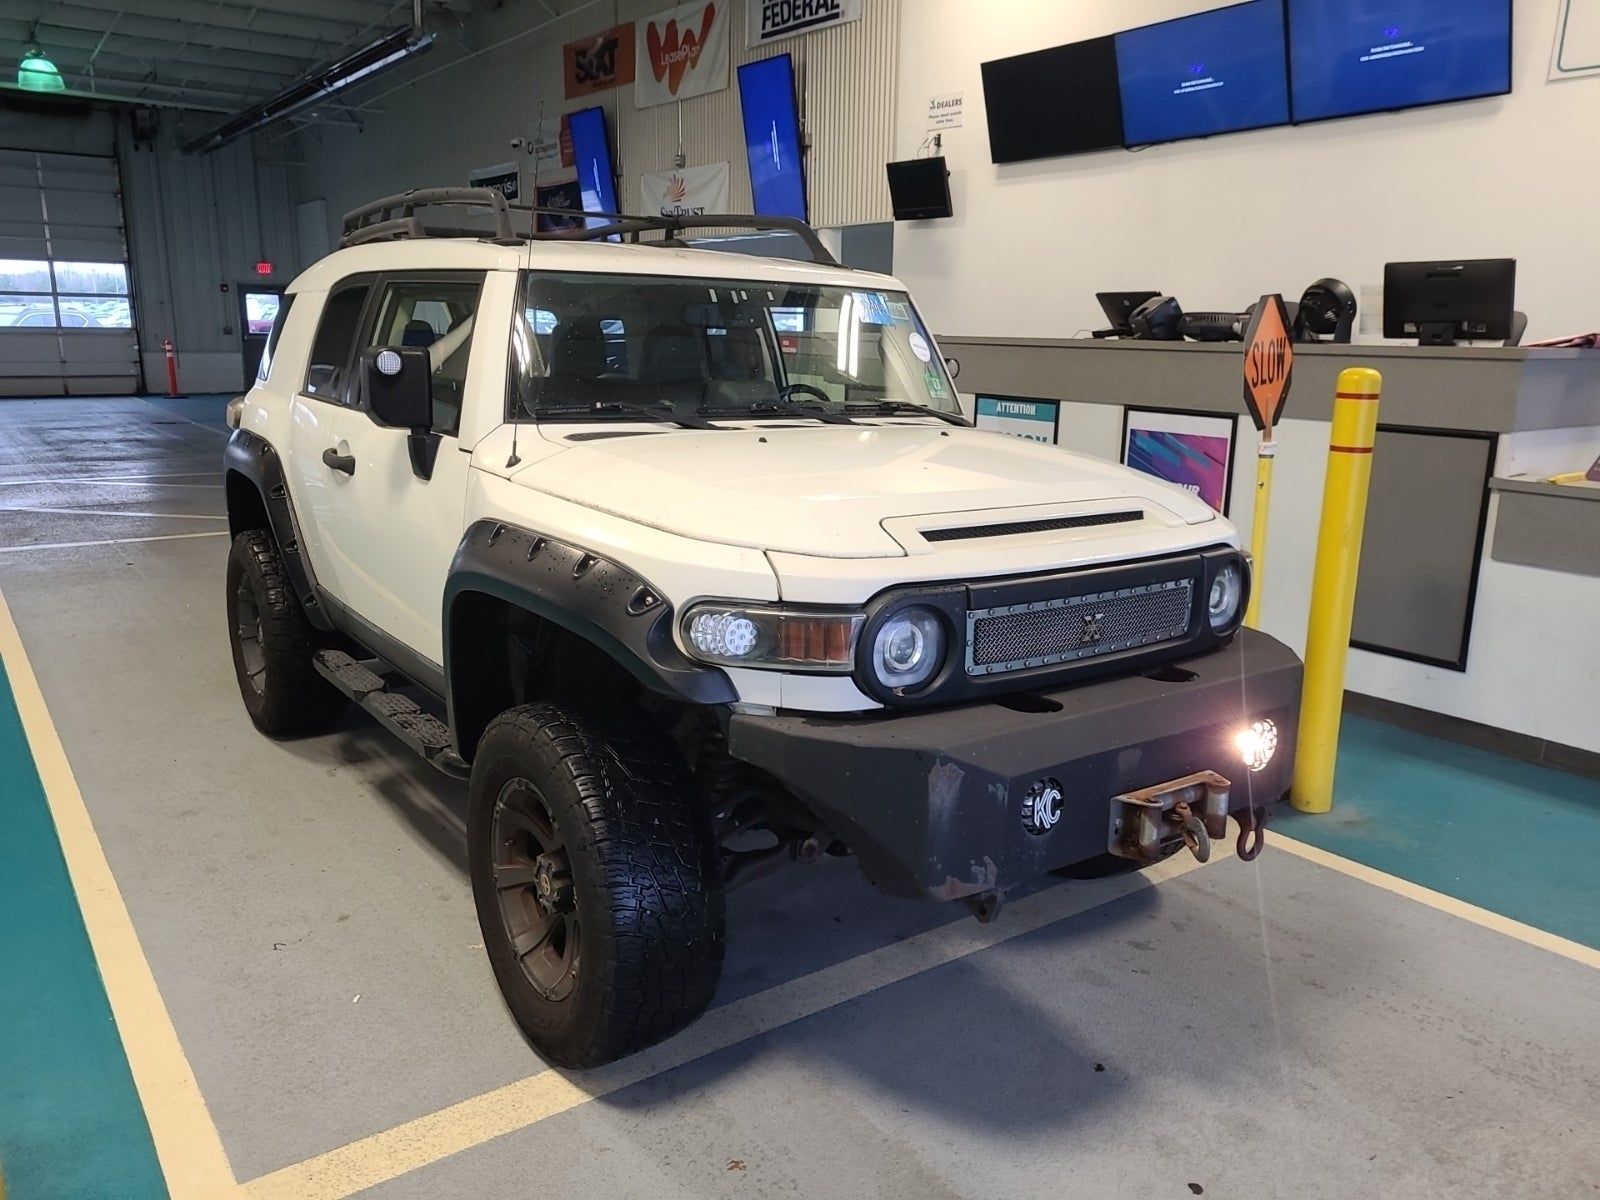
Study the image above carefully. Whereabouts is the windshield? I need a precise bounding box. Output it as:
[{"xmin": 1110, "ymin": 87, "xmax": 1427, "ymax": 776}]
[{"xmin": 507, "ymin": 270, "xmax": 959, "ymax": 422}]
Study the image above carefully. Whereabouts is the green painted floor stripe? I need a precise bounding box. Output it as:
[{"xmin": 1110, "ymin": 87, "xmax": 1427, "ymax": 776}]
[
  {"xmin": 1279, "ymin": 716, "xmax": 1600, "ymax": 951},
  {"xmin": 0, "ymin": 659, "xmax": 168, "ymax": 1200}
]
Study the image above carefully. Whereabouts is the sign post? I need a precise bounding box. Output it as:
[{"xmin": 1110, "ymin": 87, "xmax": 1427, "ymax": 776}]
[{"xmin": 1239, "ymin": 294, "xmax": 1294, "ymax": 628}]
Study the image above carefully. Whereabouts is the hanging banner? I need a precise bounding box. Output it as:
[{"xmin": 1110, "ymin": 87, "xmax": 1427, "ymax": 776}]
[
  {"xmin": 564, "ymin": 22, "xmax": 637, "ymax": 97},
  {"xmin": 746, "ymin": 0, "xmax": 862, "ymax": 46},
  {"xmin": 536, "ymin": 181, "xmax": 585, "ymax": 232},
  {"xmin": 974, "ymin": 395, "xmax": 1060, "ymax": 445},
  {"xmin": 639, "ymin": 162, "xmax": 730, "ymax": 217},
  {"xmin": 636, "ymin": 1, "xmax": 730, "ymax": 108},
  {"xmin": 529, "ymin": 116, "xmax": 575, "ymax": 178},
  {"xmin": 468, "ymin": 160, "xmax": 520, "ymax": 201}
]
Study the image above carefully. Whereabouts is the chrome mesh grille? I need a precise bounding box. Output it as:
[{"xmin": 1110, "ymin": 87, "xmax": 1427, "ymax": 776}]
[{"xmin": 965, "ymin": 579, "xmax": 1195, "ymax": 676}]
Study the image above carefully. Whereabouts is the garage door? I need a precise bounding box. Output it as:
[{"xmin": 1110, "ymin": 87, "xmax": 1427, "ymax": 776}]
[{"xmin": 0, "ymin": 149, "xmax": 139, "ymax": 397}]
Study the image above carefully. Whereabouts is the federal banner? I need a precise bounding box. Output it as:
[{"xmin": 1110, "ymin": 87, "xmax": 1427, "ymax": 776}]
[
  {"xmin": 563, "ymin": 22, "xmax": 636, "ymax": 98},
  {"xmin": 747, "ymin": 0, "xmax": 862, "ymax": 47},
  {"xmin": 640, "ymin": 162, "xmax": 730, "ymax": 217},
  {"xmin": 636, "ymin": 1, "xmax": 730, "ymax": 108}
]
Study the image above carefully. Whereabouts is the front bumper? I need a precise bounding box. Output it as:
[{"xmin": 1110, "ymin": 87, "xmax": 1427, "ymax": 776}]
[{"xmin": 726, "ymin": 628, "xmax": 1302, "ymax": 900}]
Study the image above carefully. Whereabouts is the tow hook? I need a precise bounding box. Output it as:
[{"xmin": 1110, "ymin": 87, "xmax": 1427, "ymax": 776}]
[
  {"xmin": 1170, "ymin": 800, "xmax": 1211, "ymax": 863},
  {"xmin": 1108, "ymin": 771, "xmax": 1233, "ymax": 864},
  {"xmin": 1235, "ymin": 804, "xmax": 1268, "ymax": 862}
]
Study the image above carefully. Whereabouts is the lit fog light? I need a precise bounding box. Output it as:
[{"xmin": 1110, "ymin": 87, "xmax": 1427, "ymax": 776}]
[
  {"xmin": 1235, "ymin": 718, "xmax": 1278, "ymax": 772},
  {"xmin": 688, "ymin": 610, "xmax": 759, "ymax": 659}
]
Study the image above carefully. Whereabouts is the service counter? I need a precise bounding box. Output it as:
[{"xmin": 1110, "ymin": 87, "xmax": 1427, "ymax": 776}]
[{"xmin": 937, "ymin": 336, "xmax": 1600, "ymax": 767}]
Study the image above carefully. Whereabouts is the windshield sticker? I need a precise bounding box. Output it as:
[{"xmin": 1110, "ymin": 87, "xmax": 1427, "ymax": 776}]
[
  {"xmin": 908, "ymin": 331, "xmax": 932, "ymax": 363},
  {"xmin": 924, "ymin": 365, "xmax": 949, "ymax": 399},
  {"xmin": 853, "ymin": 291, "xmax": 893, "ymax": 326},
  {"xmin": 885, "ymin": 300, "xmax": 911, "ymax": 323}
]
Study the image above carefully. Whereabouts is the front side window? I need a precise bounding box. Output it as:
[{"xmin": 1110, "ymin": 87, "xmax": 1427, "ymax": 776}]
[
  {"xmin": 507, "ymin": 271, "xmax": 957, "ymax": 422},
  {"xmin": 304, "ymin": 282, "xmax": 371, "ymax": 401},
  {"xmin": 362, "ymin": 275, "xmax": 483, "ymax": 436}
]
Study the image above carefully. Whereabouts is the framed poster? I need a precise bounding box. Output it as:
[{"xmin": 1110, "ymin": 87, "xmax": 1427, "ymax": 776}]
[
  {"xmin": 1121, "ymin": 408, "xmax": 1237, "ymax": 515},
  {"xmin": 974, "ymin": 395, "xmax": 1060, "ymax": 444},
  {"xmin": 535, "ymin": 181, "xmax": 584, "ymax": 231}
]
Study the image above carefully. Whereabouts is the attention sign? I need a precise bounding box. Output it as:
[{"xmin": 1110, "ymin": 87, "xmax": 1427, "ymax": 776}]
[{"xmin": 1241, "ymin": 293, "xmax": 1294, "ymax": 434}]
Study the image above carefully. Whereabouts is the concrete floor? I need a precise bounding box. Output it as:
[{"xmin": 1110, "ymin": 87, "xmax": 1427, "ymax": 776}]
[{"xmin": 1, "ymin": 396, "xmax": 1597, "ymax": 1200}]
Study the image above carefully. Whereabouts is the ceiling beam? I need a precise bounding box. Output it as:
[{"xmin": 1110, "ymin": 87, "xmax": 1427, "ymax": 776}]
[
  {"xmin": 23, "ymin": 4, "xmax": 351, "ymax": 61},
  {"xmin": 13, "ymin": 19, "xmax": 318, "ymax": 77}
]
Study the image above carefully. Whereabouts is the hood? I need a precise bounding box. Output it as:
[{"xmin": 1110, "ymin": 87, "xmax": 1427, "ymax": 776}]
[{"xmin": 515, "ymin": 423, "xmax": 1217, "ymax": 558}]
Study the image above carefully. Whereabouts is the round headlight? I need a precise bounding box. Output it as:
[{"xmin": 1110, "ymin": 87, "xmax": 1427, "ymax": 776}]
[
  {"xmin": 1208, "ymin": 562, "xmax": 1244, "ymax": 632},
  {"xmin": 872, "ymin": 606, "xmax": 945, "ymax": 690}
]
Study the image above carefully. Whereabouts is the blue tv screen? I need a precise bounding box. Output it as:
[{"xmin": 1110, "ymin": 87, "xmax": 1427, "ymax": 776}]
[
  {"xmin": 737, "ymin": 55, "xmax": 807, "ymax": 220},
  {"xmin": 1288, "ymin": 0, "xmax": 1512, "ymax": 123},
  {"xmin": 1115, "ymin": 1, "xmax": 1291, "ymax": 147},
  {"xmin": 567, "ymin": 106, "xmax": 619, "ymax": 228}
]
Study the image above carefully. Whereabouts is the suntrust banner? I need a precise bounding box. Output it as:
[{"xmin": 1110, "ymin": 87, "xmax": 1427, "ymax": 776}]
[
  {"xmin": 746, "ymin": 0, "xmax": 862, "ymax": 46},
  {"xmin": 639, "ymin": 162, "xmax": 730, "ymax": 217},
  {"xmin": 636, "ymin": 1, "xmax": 730, "ymax": 108}
]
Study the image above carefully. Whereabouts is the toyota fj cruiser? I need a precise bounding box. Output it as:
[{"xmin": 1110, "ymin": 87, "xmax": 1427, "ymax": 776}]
[{"xmin": 224, "ymin": 189, "xmax": 1302, "ymax": 1068}]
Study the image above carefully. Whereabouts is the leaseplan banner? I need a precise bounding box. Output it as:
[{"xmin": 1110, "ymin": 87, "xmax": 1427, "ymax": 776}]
[
  {"xmin": 747, "ymin": 0, "xmax": 861, "ymax": 46},
  {"xmin": 640, "ymin": 162, "xmax": 730, "ymax": 217},
  {"xmin": 637, "ymin": 1, "xmax": 729, "ymax": 108}
]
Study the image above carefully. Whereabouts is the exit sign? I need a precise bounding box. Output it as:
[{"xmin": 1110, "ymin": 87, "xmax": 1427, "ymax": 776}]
[{"xmin": 254, "ymin": 260, "xmax": 273, "ymax": 276}]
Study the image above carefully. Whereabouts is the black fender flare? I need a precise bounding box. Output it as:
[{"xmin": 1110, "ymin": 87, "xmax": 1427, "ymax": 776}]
[
  {"xmin": 222, "ymin": 428, "xmax": 334, "ymax": 632},
  {"xmin": 443, "ymin": 520, "xmax": 736, "ymax": 750}
]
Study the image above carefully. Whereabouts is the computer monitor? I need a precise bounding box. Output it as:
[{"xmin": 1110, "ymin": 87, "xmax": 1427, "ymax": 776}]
[
  {"xmin": 885, "ymin": 157, "xmax": 952, "ymax": 220},
  {"xmin": 981, "ymin": 37, "xmax": 1124, "ymax": 163},
  {"xmin": 1115, "ymin": 0, "xmax": 1291, "ymax": 147},
  {"xmin": 1382, "ymin": 258, "xmax": 1516, "ymax": 345}
]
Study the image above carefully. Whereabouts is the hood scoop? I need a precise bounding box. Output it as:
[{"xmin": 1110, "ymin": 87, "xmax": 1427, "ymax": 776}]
[{"xmin": 921, "ymin": 509, "xmax": 1144, "ymax": 543}]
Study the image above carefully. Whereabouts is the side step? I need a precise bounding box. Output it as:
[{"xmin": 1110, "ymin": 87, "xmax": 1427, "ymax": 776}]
[{"xmin": 313, "ymin": 650, "xmax": 469, "ymax": 780}]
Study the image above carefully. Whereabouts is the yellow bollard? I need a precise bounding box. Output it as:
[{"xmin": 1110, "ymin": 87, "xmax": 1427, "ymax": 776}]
[
  {"xmin": 1244, "ymin": 440, "xmax": 1275, "ymax": 628},
  {"xmin": 1291, "ymin": 366, "xmax": 1382, "ymax": 813}
]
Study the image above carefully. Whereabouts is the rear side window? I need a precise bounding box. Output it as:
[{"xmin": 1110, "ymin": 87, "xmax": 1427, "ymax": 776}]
[
  {"xmin": 303, "ymin": 282, "xmax": 370, "ymax": 402},
  {"xmin": 256, "ymin": 293, "xmax": 296, "ymax": 383}
]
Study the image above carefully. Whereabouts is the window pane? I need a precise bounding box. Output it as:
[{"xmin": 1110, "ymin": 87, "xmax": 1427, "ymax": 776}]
[
  {"xmin": 258, "ymin": 294, "xmax": 295, "ymax": 382},
  {"xmin": 366, "ymin": 276, "xmax": 483, "ymax": 436},
  {"xmin": 57, "ymin": 296, "xmax": 131, "ymax": 328},
  {"xmin": 0, "ymin": 295, "xmax": 55, "ymax": 326},
  {"xmin": 244, "ymin": 291, "xmax": 281, "ymax": 335},
  {"xmin": 0, "ymin": 260, "xmax": 52, "ymax": 293},
  {"xmin": 51, "ymin": 261, "xmax": 129, "ymax": 296},
  {"xmin": 305, "ymin": 283, "xmax": 371, "ymax": 401}
]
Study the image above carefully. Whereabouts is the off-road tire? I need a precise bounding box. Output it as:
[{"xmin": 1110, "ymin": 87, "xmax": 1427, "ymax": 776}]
[
  {"xmin": 468, "ymin": 702, "xmax": 725, "ymax": 1069},
  {"xmin": 225, "ymin": 529, "xmax": 345, "ymax": 736}
]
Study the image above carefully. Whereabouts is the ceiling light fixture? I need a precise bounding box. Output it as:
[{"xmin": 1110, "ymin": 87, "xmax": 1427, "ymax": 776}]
[{"xmin": 18, "ymin": 47, "xmax": 65, "ymax": 93}]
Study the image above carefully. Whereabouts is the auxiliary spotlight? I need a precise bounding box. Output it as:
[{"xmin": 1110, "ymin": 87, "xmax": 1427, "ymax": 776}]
[{"xmin": 1235, "ymin": 718, "xmax": 1278, "ymax": 773}]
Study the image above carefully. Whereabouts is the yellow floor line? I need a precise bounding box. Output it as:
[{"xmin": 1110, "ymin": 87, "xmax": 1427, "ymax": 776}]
[
  {"xmin": 1273, "ymin": 833, "xmax": 1600, "ymax": 970},
  {"xmin": 241, "ymin": 848, "xmax": 1219, "ymax": 1200},
  {"xmin": 0, "ymin": 586, "xmax": 240, "ymax": 1199}
]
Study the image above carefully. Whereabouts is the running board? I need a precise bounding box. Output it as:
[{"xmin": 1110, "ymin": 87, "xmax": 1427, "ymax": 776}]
[{"xmin": 313, "ymin": 649, "xmax": 469, "ymax": 779}]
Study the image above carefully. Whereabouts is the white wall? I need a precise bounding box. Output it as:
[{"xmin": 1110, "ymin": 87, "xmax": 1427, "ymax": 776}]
[{"xmin": 895, "ymin": 0, "xmax": 1596, "ymax": 343}]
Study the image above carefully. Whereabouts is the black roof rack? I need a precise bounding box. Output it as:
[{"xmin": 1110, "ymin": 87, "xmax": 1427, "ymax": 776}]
[{"xmin": 339, "ymin": 187, "xmax": 840, "ymax": 266}]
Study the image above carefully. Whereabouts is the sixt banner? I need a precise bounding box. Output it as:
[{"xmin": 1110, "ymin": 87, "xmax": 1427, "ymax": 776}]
[{"xmin": 746, "ymin": 0, "xmax": 862, "ymax": 46}]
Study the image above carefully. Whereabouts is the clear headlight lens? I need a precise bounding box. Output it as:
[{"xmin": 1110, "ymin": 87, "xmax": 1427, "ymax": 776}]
[
  {"xmin": 682, "ymin": 603, "xmax": 862, "ymax": 671},
  {"xmin": 1208, "ymin": 561, "xmax": 1244, "ymax": 632},
  {"xmin": 871, "ymin": 606, "xmax": 945, "ymax": 690}
]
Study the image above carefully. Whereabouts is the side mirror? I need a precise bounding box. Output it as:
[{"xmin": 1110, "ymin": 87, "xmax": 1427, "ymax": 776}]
[
  {"xmin": 361, "ymin": 347, "xmax": 433, "ymax": 430},
  {"xmin": 944, "ymin": 355, "xmax": 961, "ymax": 380}
]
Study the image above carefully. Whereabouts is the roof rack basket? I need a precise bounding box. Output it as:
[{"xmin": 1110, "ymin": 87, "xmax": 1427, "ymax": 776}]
[{"xmin": 339, "ymin": 188, "xmax": 839, "ymax": 265}]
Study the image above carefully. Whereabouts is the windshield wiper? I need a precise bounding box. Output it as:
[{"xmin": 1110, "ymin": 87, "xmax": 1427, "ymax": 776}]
[
  {"xmin": 845, "ymin": 400, "xmax": 970, "ymax": 427},
  {"xmin": 536, "ymin": 400, "xmax": 722, "ymax": 431},
  {"xmin": 712, "ymin": 400, "xmax": 859, "ymax": 426}
]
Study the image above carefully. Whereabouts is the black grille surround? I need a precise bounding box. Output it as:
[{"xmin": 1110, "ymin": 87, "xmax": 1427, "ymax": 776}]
[
  {"xmin": 921, "ymin": 510, "xmax": 1143, "ymax": 543},
  {"xmin": 852, "ymin": 545, "xmax": 1249, "ymax": 709}
]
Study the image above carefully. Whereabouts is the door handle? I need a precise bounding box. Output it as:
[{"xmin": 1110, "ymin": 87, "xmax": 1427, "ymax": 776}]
[{"xmin": 322, "ymin": 447, "xmax": 356, "ymax": 476}]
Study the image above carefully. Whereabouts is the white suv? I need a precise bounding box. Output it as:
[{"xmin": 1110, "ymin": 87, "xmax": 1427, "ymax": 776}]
[{"xmin": 224, "ymin": 189, "xmax": 1301, "ymax": 1067}]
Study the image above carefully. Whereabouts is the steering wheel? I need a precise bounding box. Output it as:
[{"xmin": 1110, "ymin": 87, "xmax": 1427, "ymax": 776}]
[{"xmin": 779, "ymin": 383, "xmax": 833, "ymax": 404}]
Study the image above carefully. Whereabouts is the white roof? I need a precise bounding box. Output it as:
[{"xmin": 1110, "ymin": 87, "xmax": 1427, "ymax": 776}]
[{"xmin": 290, "ymin": 235, "xmax": 900, "ymax": 294}]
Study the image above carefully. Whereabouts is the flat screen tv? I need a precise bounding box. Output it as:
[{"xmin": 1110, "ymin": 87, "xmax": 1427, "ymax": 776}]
[
  {"xmin": 566, "ymin": 105, "xmax": 619, "ymax": 229},
  {"xmin": 981, "ymin": 37, "xmax": 1123, "ymax": 163},
  {"xmin": 737, "ymin": 54, "xmax": 807, "ymax": 221},
  {"xmin": 885, "ymin": 157, "xmax": 952, "ymax": 220},
  {"xmin": 1116, "ymin": 0, "xmax": 1292, "ymax": 146},
  {"xmin": 1287, "ymin": 0, "xmax": 1513, "ymax": 123}
]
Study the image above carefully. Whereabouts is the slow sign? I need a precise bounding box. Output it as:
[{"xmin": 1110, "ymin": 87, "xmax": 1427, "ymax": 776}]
[{"xmin": 1241, "ymin": 293, "xmax": 1294, "ymax": 434}]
